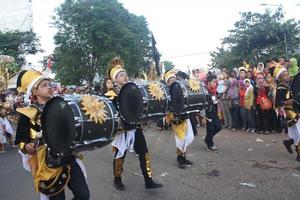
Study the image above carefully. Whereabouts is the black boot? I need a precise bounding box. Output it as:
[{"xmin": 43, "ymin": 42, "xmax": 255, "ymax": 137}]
[
  {"xmin": 283, "ymin": 139, "xmax": 294, "ymax": 154},
  {"xmin": 113, "ymin": 157, "xmax": 125, "ymax": 191},
  {"xmin": 177, "ymin": 155, "xmax": 186, "ymax": 169},
  {"xmin": 139, "ymin": 153, "xmax": 163, "ymax": 189},
  {"xmin": 182, "ymin": 155, "xmax": 193, "ymax": 166},
  {"xmin": 145, "ymin": 177, "xmax": 163, "ymax": 189},
  {"xmin": 114, "ymin": 177, "xmax": 125, "ymax": 191}
]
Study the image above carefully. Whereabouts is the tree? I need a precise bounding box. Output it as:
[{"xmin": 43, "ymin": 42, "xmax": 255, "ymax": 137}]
[
  {"xmin": 162, "ymin": 60, "xmax": 175, "ymax": 72},
  {"xmin": 52, "ymin": 0, "xmax": 153, "ymax": 85},
  {"xmin": 0, "ymin": 31, "xmax": 41, "ymax": 68},
  {"xmin": 210, "ymin": 8, "xmax": 300, "ymax": 69}
]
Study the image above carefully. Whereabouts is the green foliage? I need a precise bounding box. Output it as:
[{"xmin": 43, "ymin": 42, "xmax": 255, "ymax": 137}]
[
  {"xmin": 0, "ymin": 61, "xmax": 19, "ymax": 75},
  {"xmin": 162, "ymin": 60, "xmax": 175, "ymax": 72},
  {"xmin": 210, "ymin": 8, "xmax": 300, "ymax": 69},
  {"xmin": 0, "ymin": 31, "xmax": 40, "ymax": 67},
  {"xmin": 52, "ymin": 0, "xmax": 152, "ymax": 85}
]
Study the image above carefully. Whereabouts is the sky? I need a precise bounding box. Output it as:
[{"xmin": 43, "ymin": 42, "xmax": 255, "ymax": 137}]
[{"xmin": 14, "ymin": 0, "xmax": 300, "ymax": 71}]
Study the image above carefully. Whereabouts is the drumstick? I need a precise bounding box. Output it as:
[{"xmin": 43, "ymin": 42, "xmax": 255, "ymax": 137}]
[
  {"xmin": 33, "ymin": 131, "xmax": 42, "ymax": 149},
  {"xmin": 197, "ymin": 113, "xmax": 212, "ymax": 122},
  {"xmin": 33, "ymin": 139, "xmax": 39, "ymax": 149}
]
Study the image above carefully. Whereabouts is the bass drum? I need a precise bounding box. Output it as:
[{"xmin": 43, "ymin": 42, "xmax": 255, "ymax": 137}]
[
  {"xmin": 41, "ymin": 94, "xmax": 119, "ymax": 156},
  {"xmin": 292, "ymin": 72, "xmax": 300, "ymax": 106},
  {"xmin": 169, "ymin": 80, "xmax": 208, "ymax": 114},
  {"xmin": 118, "ymin": 81, "xmax": 169, "ymax": 123}
]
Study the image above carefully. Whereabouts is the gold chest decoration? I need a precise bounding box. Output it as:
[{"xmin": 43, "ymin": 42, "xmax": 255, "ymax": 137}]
[
  {"xmin": 81, "ymin": 95, "xmax": 107, "ymax": 124},
  {"xmin": 286, "ymin": 91, "xmax": 290, "ymax": 100},
  {"xmin": 188, "ymin": 79, "xmax": 200, "ymax": 92},
  {"xmin": 148, "ymin": 82, "xmax": 165, "ymax": 101}
]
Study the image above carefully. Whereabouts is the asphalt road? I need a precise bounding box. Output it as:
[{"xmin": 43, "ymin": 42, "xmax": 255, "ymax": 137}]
[{"xmin": 1, "ymin": 126, "xmax": 300, "ymax": 200}]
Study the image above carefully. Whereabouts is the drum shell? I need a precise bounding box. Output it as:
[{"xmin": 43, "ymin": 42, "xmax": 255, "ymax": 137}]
[
  {"xmin": 138, "ymin": 82, "xmax": 169, "ymax": 121},
  {"xmin": 118, "ymin": 82, "xmax": 169, "ymax": 123},
  {"xmin": 41, "ymin": 95, "xmax": 118, "ymax": 155},
  {"xmin": 292, "ymin": 72, "xmax": 300, "ymax": 106},
  {"xmin": 68, "ymin": 97, "xmax": 118, "ymax": 152},
  {"xmin": 170, "ymin": 80, "xmax": 208, "ymax": 114}
]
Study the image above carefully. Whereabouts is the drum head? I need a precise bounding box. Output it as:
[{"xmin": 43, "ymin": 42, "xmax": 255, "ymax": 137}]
[
  {"xmin": 41, "ymin": 96, "xmax": 76, "ymax": 155},
  {"xmin": 118, "ymin": 82, "xmax": 144, "ymax": 123},
  {"xmin": 292, "ymin": 72, "xmax": 300, "ymax": 105},
  {"xmin": 169, "ymin": 81, "xmax": 185, "ymax": 114}
]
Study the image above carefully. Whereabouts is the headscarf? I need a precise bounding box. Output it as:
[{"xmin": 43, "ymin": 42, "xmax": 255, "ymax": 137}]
[
  {"xmin": 244, "ymin": 79, "xmax": 253, "ymax": 97},
  {"xmin": 227, "ymin": 78, "xmax": 238, "ymax": 97},
  {"xmin": 288, "ymin": 58, "xmax": 299, "ymax": 77}
]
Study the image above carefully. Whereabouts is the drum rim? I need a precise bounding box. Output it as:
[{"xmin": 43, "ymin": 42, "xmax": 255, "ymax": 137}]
[
  {"xmin": 41, "ymin": 96, "xmax": 76, "ymax": 155},
  {"xmin": 67, "ymin": 100, "xmax": 84, "ymax": 143},
  {"xmin": 142, "ymin": 81, "xmax": 170, "ymax": 117},
  {"xmin": 118, "ymin": 82, "xmax": 144, "ymax": 123},
  {"xmin": 292, "ymin": 72, "xmax": 300, "ymax": 105},
  {"xmin": 169, "ymin": 81, "xmax": 185, "ymax": 114},
  {"xmin": 102, "ymin": 98, "xmax": 117, "ymax": 139},
  {"xmin": 170, "ymin": 80, "xmax": 208, "ymax": 114}
]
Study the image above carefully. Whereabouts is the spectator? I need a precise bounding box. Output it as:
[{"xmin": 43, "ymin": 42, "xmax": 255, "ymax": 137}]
[
  {"xmin": 0, "ymin": 113, "xmax": 6, "ymax": 153},
  {"xmin": 1, "ymin": 110, "xmax": 14, "ymax": 148},
  {"xmin": 102, "ymin": 78, "xmax": 114, "ymax": 95},
  {"xmin": 238, "ymin": 80, "xmax": 247, "ymax": 130},
  {"xmin": 266, "ymin": 72, "xmax": 280, "ymax": 133},
  {"xmin": 217, "ymin": 73, "xmax": 231, "ymax": 128},
  {"xmin": 244, "ymin": 79, "xmax": 256, "ymax": 133},
  {"xmin": 228, "ymin": 78, "xmax": 240, "ymax": 131},
  {"xmin": 288, "ymin": 58, "xmax": 299, "ymax": 78},
  {"xmin": 255, "ymin": 73, "xmax": 272, "ymax": 134}
]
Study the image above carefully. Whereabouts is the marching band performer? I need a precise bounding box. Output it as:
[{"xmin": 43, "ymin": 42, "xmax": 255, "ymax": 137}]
[
  {"xmin": 163, "ymin": 70, "xmax": 194, "ymax": 169},
  {"xmin": 205, "ymin": 74, "xmax": 222, "ymax": 152},
  {"xmin": 105, "ymin": 57, "xmax": 162, "ymax": 191},
  {"xmin": 14, "ymin": 70, "xmax": 90, "ymax": 200},
  {"xmin": 274, "ymin": 68, "xmax": 300, "ymax": 162}
]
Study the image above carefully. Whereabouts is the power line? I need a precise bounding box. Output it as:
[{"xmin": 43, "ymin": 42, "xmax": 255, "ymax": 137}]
[{"xmin": 162, "ymin": 51, "xmax": 210, "ymax": 59}]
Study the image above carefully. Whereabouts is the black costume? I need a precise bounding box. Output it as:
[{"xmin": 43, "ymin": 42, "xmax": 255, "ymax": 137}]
[
  {"xmin": 15, "ymin": 104, "xmax": 90, "ymax": 200},
  {"xmin": 105, "ymin": 87, "xmax": 162, "ymax": 190}
]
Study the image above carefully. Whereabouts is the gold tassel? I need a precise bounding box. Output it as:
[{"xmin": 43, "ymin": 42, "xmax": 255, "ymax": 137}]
[{"xmin": 145, "ymin": 153, "xmax": 152, "ymax": 178}]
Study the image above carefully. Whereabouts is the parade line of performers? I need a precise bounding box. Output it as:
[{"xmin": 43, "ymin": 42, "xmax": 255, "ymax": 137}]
[{"xmin": 13, "ymin": 57, "xmax": 300, "ymax": 200}]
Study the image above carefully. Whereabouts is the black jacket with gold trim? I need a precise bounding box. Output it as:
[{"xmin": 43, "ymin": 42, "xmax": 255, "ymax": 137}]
[
  {"xmin": 15, "ymin": 105, "xmax": 43, "ymax": 152},
  {"xmin": 275, "ymin": 83, "xmax": 299, "ymax": 127},
  {"xmin": 15, "ymin": 104, "xmax": 74, "ymax": 197},
  {"xmin": 105, "ymin": 88, "xmax": 136, "ymax": 131}
]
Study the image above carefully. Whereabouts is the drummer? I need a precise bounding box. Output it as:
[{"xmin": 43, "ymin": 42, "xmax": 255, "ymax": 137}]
[
  {"xmin": 163, "ymin": 70, "xmax": 194, "ymax": 169},
  {"xmin": 105, "ymin": 57, "xmax": 162, "ymax": 191},
  {"xmin": 14, "ymin": 70, "xmax": 90, "ymax": 200},
  {"xmin": 274, "ymin": 67, "xmax": 300, "ymax": 162}
]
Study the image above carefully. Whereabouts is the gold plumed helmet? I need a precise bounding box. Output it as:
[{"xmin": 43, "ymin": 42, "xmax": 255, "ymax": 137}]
[
  {"xmin": 108, "ymin": 57, "xmax": 126, "ymax": 82},
  {"xmin": 16, "ymin": 70, "xmax": 49, "ymax": 95},
  {"xmin": 164, "ymin": 69, "xmax": 176, "ymax": 83}
]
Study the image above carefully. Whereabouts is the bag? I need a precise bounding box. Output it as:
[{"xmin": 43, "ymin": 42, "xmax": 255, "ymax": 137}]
[{"xmin": 260, "ymin": 97, "xmax": 272, "ymax": 110}]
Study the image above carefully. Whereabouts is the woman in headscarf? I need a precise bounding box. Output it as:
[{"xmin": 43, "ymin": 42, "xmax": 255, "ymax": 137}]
[
  {"xmin": 288, "ymin": 58, "xmax": 299, "ymax": 78},
  {"xmin": 266, "ymin": 72, "xmax": 280, "ymax": 133},
  {"xmin": 254, "ymin": 73, "xmax": 272, "ymax": 134},
  {"xmin": 244, "ymin": 79, "xmax": 256, "ymax": 133},
  {"xmin": 227, "ymin": 77, "xmax": 240, "ymax": 131}
]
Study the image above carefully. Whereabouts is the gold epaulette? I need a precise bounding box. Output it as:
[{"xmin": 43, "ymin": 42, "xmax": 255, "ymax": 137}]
[
  {"xmin": 16, "ymin": 107, "xmax": 39, "ymax": 121},
  {"xmin": 105, "ymin": 90, "xmax": 118, "ymax": 100}
]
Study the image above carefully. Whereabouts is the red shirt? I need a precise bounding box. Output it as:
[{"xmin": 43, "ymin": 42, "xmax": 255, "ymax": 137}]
[
  {"xmin": 239, "ymin": 88, "xmax": 246, "ymax": 107},
  {"xmin": 256, "ymin": 87, "xmax": 267, "ymax": 105}
]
